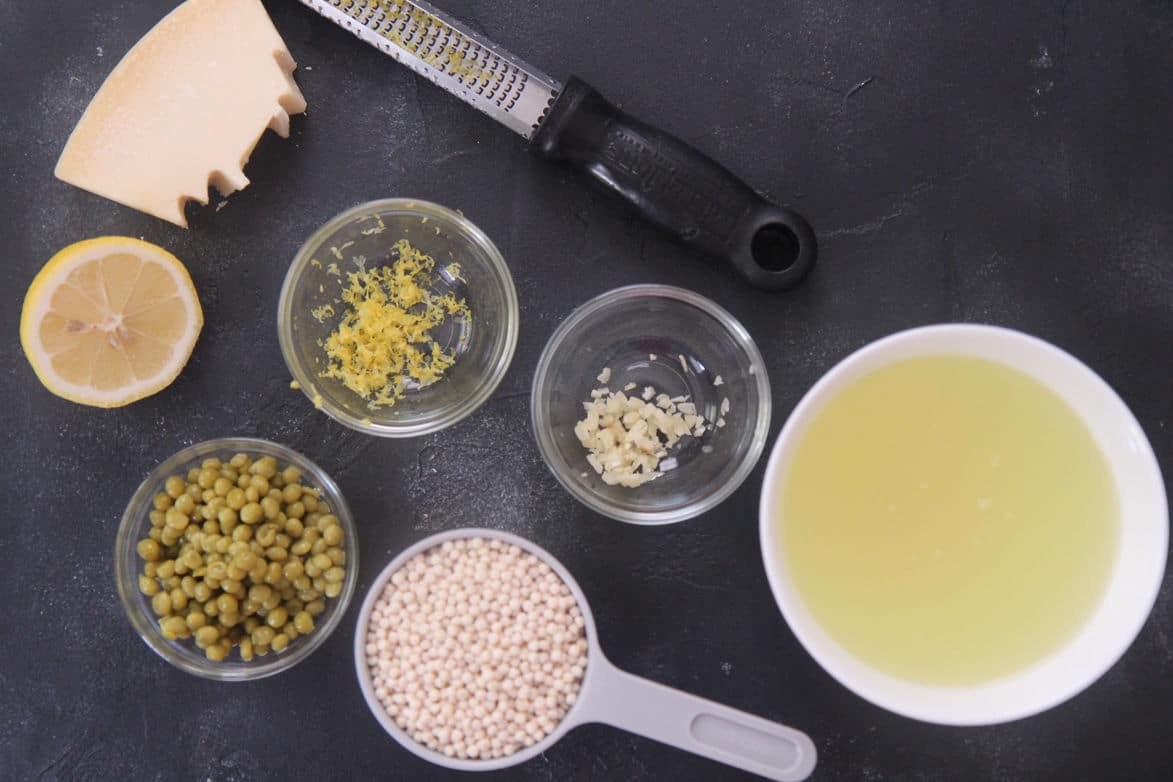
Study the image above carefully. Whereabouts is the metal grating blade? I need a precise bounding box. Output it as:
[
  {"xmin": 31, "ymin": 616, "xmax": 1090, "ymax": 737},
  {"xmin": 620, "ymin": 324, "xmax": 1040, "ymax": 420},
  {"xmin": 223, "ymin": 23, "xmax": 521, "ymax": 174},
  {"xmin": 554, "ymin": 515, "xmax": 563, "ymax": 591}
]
[{"xmin": 298, "ymin": 0, "xmax": 561, "ymax": 139}]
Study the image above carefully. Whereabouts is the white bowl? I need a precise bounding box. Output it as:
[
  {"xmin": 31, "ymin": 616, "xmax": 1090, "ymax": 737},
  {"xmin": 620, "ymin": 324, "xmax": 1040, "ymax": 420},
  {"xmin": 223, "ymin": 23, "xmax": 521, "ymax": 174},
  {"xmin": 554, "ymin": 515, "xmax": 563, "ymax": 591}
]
[{"xmin": 758, "ymin": 324, "xmax": 1167, "ymax": 725}]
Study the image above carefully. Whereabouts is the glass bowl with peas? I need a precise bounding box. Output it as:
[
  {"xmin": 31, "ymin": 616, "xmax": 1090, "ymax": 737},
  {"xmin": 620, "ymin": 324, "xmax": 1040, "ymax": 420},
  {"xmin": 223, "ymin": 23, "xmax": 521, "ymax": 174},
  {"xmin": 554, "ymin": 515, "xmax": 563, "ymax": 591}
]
[{"xmin": 115, "ymin": 437, "xmax": 359, "ymax": 680}]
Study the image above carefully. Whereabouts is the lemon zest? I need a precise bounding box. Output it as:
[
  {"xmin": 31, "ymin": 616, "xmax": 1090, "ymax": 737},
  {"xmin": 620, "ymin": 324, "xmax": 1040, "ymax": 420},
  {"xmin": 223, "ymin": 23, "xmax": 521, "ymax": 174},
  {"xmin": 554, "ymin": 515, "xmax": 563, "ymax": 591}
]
[{"xmin": 318, "ymin": 239, "xmax": 469, "ymax": 409}]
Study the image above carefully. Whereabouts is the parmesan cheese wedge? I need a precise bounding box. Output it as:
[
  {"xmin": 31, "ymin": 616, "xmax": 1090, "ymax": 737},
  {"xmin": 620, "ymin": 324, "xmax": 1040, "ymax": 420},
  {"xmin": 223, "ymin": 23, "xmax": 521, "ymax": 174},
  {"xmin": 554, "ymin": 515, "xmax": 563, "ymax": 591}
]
[{"xmin": 55, "ymin": 0, "xmax": 306, "ymax": 227}]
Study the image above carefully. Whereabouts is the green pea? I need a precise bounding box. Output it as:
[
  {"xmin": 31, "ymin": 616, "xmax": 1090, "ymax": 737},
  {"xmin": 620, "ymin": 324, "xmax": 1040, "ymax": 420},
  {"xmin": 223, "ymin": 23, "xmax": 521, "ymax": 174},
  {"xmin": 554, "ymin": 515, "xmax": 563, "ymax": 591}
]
[
  {"xmin": 322, "ymin": 525, "xmax": 343, "ymax": 547},
  {"xmin": 164, "ymin": 509, "xmax": 190, "ymax": 531},
  {"xmin": 151, "ymin": 591, "xmax": 172, "ymax": 616},
  {"xmin": 138, "ymin": 575, "xmax": 159, "ymax": 596},
  {"xmin": 252, "ymin": 625, "xmax": 276, "ymax": 646},
  {"xmin": 164, "ymin": 476, "xmax": 186, "ymax": 498},
  {"xmin": 240, "ymin": 503, "xmax": 263, "ymax": 525},
  {"xmin": 136, "ymin": 538, "xmax": 161, "ymax": 562},
  {"xmin": 266, "ymin": 607, "xmax": 289, "ymax": 629},
  {"xmin": 216, "ymin": 594, "xmax": 239, "ymax": 615},
  {"xmin": 160, "ymin": 615, "xmax": 187, "ymax": 640},
  {"xmin": 293, "ymin": 611, "xmax": 314, "ymax": 634},
  {"xmin": 254, "ymin": 457, "xmax": 279, "ymax": 479}
]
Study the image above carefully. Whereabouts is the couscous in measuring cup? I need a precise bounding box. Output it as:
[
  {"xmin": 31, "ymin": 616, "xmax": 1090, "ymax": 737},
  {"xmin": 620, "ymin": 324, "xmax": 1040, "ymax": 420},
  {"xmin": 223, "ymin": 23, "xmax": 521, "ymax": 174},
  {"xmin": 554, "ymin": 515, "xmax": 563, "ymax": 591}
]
[{"xmin": 355, "ymin": 528, "xmax": 816, "ymax": 781}]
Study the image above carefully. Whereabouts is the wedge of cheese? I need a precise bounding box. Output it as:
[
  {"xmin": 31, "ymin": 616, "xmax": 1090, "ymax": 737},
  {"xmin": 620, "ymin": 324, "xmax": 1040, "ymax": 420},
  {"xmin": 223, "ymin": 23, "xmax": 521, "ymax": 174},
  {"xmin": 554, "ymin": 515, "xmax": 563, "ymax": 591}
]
[{"xmin": 55, "ymin": 0, "xmax": 307, "ymax": 227}]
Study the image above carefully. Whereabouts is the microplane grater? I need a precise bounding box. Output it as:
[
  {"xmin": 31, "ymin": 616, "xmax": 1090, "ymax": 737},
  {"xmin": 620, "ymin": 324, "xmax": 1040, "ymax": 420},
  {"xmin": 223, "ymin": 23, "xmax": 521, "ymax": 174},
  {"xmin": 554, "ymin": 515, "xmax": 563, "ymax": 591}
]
[
  {"xmin": 298, "ymin": 0, "xmax": 559, "ymax": 138},
  {"xmin": 294, "ymin": 0, "xmax": 818, "ymax": 290}
]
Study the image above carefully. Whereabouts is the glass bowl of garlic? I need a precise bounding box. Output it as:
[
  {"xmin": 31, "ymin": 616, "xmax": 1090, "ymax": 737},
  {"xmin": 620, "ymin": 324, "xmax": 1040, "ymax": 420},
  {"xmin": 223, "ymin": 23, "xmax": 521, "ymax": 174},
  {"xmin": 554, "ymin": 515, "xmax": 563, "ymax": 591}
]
[{"xmin": 531, "ymin": 285, "xmax": 771, "ymax": 524}]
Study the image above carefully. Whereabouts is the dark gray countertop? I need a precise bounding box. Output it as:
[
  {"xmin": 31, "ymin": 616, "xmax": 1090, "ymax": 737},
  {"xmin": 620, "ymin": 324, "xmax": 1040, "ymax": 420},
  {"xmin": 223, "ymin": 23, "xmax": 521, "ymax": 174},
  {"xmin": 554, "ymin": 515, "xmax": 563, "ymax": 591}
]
[{"xmin": 2, "ymin": 1, "xmax": 1170, "ymax": 780}]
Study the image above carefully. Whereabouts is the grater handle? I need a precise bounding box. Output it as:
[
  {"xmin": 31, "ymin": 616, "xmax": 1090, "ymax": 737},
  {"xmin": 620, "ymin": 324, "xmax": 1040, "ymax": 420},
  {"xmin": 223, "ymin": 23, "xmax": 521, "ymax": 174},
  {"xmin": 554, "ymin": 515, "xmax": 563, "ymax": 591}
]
[{"xmin": 531, "ymin": 76, "xmax": 816, "ymax": 290}]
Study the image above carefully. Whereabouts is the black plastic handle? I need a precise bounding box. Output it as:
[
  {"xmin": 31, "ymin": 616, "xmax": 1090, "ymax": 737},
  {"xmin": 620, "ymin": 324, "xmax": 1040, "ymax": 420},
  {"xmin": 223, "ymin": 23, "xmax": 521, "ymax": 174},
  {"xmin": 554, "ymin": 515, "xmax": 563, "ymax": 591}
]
[{"xmin": 531, "ymin": 76, "xmax": 816, "ymax": 290}]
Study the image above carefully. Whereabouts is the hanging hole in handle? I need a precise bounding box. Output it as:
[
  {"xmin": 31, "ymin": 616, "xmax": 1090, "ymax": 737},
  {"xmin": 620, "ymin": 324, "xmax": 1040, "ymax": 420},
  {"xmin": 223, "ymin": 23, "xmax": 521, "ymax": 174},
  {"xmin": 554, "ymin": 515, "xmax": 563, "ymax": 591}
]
[{"xmin": 751, "ymin": 223, "xmax": 801, "ymax": 272}]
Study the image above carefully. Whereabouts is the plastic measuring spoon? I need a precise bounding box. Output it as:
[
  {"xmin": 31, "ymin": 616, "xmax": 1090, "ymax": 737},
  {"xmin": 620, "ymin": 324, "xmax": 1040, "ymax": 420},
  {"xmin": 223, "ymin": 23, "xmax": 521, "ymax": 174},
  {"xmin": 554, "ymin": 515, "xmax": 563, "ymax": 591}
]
[{"xmin": 354, "ymin": 528, "xmax": 817, "ymax": 781}]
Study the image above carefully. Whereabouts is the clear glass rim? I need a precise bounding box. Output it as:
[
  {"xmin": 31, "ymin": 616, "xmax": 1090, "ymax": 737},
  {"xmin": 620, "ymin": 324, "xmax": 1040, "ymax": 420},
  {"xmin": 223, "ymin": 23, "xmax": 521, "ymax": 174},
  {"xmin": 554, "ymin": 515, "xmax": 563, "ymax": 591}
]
[
  {"xmin": 114, "ymin": 437, "xmax": 359, "ymax": 681},
  {"xmin": 530, "ymin": 284, "xmax": 772, "ymax": 525},
  {"xmin": 277, "ymin": 199, "xmax": 519, "ymax": 438}
]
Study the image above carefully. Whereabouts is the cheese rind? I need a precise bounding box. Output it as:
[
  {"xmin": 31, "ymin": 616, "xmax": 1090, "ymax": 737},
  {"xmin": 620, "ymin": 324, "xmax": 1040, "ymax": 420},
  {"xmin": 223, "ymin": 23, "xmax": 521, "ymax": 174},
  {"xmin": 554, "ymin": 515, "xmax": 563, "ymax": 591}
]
[{"xmin": 55, "ymin": 0, "xmax": 306, "ymax": 227}]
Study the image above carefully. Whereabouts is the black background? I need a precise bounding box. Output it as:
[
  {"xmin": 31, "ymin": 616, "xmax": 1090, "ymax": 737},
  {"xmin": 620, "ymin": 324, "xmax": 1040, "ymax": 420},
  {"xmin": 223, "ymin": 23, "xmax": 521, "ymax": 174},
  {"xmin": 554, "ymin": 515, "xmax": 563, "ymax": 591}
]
[{"xmin": 2, "ymin": 1, "xmax": 1171, "ymax": 780}]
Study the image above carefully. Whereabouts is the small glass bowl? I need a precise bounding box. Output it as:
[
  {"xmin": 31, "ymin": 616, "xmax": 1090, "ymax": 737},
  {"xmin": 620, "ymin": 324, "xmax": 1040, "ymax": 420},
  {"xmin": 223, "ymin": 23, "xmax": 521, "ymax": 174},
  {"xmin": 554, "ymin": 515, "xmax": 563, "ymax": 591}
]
[
  {"xmin": 115, "ymin": 437, "xmax": 359, "ymax": 680},
  {"xmin": 278, "ymin": 199, "xmax": 518, "ymax": 437},
  {"xmin": 531, "ymin": 285, "xmax": 771, "ymax": 524}
]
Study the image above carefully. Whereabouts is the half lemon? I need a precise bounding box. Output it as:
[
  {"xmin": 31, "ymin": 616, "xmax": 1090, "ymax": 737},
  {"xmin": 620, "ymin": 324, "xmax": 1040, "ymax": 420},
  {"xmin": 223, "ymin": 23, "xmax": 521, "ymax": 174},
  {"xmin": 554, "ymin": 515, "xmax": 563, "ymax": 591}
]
[{"xmin": 20, "ymin": 236, "xmax": 203, "ymax": 407}]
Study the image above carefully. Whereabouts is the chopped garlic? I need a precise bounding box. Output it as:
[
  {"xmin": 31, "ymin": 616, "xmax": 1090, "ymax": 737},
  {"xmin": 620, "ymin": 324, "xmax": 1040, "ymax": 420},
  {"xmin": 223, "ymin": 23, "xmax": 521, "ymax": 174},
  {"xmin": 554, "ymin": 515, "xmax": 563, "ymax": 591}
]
[
  {"xmin": 678, "ymin": 354, "xmax": 688, "ymax": 372},
  {"xmin": 720, "ymin": 398, "xmax": 730, "ymax": 416},
  {"xmin": 649, "ymin": 353, "xmax": 657, "ymax": 361},
  {"xmin": 597, "ymin": 366, "xmax": 611, "ymax": 384},
  {"xmin": 623, "ymin": 382, "xmax": 637, "ymax": 391},
  {"xmin": 575, "ymin": 384, "xmax": 715, "ymax": 488},
  {"xmin": 713, "ymin": 375, "xmax": 724, "ymax": 386}
]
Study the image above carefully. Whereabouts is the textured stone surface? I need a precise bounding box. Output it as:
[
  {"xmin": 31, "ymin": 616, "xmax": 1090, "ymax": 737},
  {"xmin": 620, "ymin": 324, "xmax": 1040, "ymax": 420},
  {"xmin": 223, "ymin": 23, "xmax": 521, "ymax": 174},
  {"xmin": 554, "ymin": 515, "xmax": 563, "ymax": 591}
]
[{"xmin": 1, "ymin": 0, "xmax": 1170, "ymax": 780}]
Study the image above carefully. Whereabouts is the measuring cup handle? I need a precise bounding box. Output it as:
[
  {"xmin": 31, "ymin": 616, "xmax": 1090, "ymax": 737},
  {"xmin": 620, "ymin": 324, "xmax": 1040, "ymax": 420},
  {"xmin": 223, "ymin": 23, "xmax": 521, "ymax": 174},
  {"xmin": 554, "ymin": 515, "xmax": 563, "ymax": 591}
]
[{"xmin": 577, "ymin": 658, "xmax": 816, "ymax": 781}]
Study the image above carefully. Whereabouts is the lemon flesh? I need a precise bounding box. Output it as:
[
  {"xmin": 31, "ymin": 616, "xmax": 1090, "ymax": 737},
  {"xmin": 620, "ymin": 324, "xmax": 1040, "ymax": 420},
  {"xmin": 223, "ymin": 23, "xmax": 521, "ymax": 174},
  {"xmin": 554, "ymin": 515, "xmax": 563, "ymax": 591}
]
[{"xmin": 20, "ymin": 236, "xmax": 203, "ymax": 407}]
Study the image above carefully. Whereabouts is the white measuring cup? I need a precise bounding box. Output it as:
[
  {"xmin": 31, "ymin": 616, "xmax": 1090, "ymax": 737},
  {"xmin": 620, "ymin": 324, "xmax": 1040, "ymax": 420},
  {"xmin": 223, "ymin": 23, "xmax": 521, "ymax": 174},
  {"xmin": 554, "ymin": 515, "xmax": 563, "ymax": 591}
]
[{"xmin": 354, "ymin": 528, "xmax": 817, "ymax": 781}]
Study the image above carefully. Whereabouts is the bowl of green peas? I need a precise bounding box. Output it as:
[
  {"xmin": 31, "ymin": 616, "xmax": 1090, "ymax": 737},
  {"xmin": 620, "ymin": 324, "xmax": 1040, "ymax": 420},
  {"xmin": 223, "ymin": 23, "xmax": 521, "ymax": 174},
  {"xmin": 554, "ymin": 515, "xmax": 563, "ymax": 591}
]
[{"xmin": 115, "ymin": 437, "xmax": 359, "ymax": 680}]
